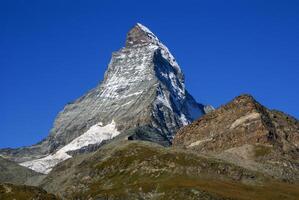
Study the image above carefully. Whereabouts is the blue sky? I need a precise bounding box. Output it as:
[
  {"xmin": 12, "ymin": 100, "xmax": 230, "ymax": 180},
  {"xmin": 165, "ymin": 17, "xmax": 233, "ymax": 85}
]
[{"xmin": 0, "ymin": 0, "xmax": 298, "ymax": 148}]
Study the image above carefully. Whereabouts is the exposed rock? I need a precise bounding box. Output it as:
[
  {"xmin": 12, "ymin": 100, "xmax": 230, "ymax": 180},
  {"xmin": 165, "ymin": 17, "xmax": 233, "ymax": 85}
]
[
  {"xmin": 173, "ymin": 94, "xmax": 299, "ymax": 182},
  {"xmin": 204, "ymin": 105, "xmax": 215, "ymax": 113}
]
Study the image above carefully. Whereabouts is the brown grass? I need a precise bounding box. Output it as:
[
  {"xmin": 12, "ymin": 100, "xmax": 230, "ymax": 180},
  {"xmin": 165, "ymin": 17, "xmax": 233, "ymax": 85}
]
[
  {"xmin": 78, "ymin": 174, "xmax": 299, "ymax": 200},
  {"xmin": 254, "ymin": 145, "xmax": 272, "ymax": 157}
]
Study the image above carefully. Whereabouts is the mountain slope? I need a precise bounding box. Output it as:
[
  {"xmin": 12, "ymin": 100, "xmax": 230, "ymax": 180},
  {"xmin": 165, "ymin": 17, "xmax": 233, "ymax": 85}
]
[
  {"xmin": 0, "ymin": 183, "xmax": 59, "ymax": 200},
  {"xmin": 0, "ymin": 156, "xmax": 43, "ymax": 185},
  {"xmin": 0, "ymin": 23, "xmax": 207, "ymax": 174},
  {"xmin": 39, "ymin": 141, "xmax": 299, "ymax": 200},
  {"xmin": 173, "ymin": 94, "xmax": 299, "ymax": 182}
]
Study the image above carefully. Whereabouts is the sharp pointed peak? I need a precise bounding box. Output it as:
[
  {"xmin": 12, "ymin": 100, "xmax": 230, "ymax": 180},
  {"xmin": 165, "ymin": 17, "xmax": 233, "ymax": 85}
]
[
  {"xmin": 135, "ymin": 23, "xmax": 155, "ymax": 34},
  {"xmin": 126, "ymin": 23, "xmax": 159, "ymax": 47}
]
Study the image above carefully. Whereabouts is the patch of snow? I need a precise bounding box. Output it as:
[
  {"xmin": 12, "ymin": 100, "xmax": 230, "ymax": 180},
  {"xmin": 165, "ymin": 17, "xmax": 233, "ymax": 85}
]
[
  {"xmin": 121, "ymin": 91, "xmax": 143, "ymax": 98},
  {"xmin": 20, "ymin": 121, "xmax": 120, "ymax": 174},
  {"xmin": 168, "ymin": 72, "xmax": 184, "ymax": 99},
  {"xmin": 230, "ymin": 113, "xmax": 261, "ymax": 129},
  {"xmin": 179, "ymin": 113, "xmax": 189, "ymax": 126},
  {"xmin": 156, "ymin": 88, "xmax": 172, "ymax": 110},
  {"xmin": 121, "ymin": 100, "xmax": 133, "ymax": 107},
  {"xmin": 188, "ymin": 138, "xmax": 213, "ymax": 148}
]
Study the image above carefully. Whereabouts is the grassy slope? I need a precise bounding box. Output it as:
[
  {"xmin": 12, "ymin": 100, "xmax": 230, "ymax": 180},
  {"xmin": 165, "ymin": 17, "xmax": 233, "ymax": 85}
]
[
  {"xmin": 41, "ymin": 141, "xmax": 299, "ymax": 200},
  {"xmin": 0, "ymin": 156, "xmax": 42, "ymax": 185},
  {"xmin": 0, "ymin": 183, "xmax": 59, "ymax": 200}
]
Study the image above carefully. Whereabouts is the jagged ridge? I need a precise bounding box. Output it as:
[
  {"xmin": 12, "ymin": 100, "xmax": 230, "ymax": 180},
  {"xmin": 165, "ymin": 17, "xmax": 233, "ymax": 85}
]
[{"xmin": 173, "ymin": 94, "xmax": 299, "ymax": 182}]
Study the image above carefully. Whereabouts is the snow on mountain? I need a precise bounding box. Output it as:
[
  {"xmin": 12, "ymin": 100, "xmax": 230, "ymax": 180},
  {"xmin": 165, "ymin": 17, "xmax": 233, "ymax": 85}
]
[
  {"xmin": 20, "ymin": 121, "xmax": 119, "ymax": 174},
  {"xmin": 134, "ymin": 23, "xmax": 182, "ymax": 75},
  {"xmin": 0, "ymin": 23, "xmax": 208, "ymax": 172}
]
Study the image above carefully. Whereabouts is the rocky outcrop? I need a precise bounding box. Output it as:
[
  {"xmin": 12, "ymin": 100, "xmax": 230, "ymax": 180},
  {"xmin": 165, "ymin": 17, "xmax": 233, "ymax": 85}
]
[{"xmin": 173, "ymin": 94, "xmax": 299, "ymax": 182}]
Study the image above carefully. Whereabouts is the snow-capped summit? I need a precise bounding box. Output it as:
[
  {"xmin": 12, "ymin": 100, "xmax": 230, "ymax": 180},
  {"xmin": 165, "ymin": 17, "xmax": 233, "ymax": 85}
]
[
  {"xmin": 126, "ymin": 23, "xmax": 182, "ymax": 74},
  {"xmin": 0, "ymin": 23, "xmax": 208, "ymax": 174}
]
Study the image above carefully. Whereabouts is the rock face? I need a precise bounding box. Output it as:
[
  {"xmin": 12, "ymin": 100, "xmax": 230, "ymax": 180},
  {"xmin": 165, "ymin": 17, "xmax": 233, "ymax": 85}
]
[
  {"xmin": 0, "ymin": 23, "xmax": 207, "ymax": 174},
  {"xmin": 173, "ymin": 94, "xmax": 299, "ymax": 182}
]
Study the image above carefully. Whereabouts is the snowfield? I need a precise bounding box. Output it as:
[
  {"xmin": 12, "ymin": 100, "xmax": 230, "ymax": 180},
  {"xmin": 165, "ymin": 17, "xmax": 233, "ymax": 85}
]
[{"xmin": 20, "ymin": 121, "xmax": 120, "ymax": 174}]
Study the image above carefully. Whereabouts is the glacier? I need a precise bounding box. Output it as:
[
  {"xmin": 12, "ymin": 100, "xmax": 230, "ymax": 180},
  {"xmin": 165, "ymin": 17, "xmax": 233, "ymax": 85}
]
[{"xmin": 20, "ymin": 121, "xmax": 119, "ymax": 174}]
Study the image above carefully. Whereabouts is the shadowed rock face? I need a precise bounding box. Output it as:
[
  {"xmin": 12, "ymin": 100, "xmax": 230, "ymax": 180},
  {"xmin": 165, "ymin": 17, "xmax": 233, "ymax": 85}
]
[
  {"xmin": 0, "ymin": 24, "xmax": 207, "ymax": 174},
  {"xmin": 173, "ymin": 94, "xmax": 299, "ymax": 182}
]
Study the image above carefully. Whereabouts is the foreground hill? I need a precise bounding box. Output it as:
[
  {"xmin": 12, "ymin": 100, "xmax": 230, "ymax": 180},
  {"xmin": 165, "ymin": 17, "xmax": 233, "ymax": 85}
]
[
  {"xmin": 0, "ymin": 156, "xmax": 44, "ymax": 185},
  {"xmin": 39, "ymin": 141, "xmax": 299, "ymax": 200},
  {"xmin": 173, "ymin": 94, "xmax": 299, "ymax": 182},
  {"xmin": 0, "ymin": 183, "xmax": 59, "ymax": 200},
  {"xmin": 1, "ymin": 95, "xmax": 298, "ymax": 199}
]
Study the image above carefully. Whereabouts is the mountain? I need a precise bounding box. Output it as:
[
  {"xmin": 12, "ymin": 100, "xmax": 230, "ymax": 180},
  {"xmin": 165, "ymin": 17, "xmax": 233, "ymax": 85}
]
[
  {"xmin": 1, "ymin": 23, "xmax": 298, "ymax": 200},
  {"xmin": 0, "ymin": 23, "xmax": 208, "ymax": 174},
  {"xmin": 0, "ymin": 156, "xmax": 43, "ymax": 185},
  {"xmin": 34, "ymin": 94, "xmax": 299, "ymax": 199},
  {"xmin": 173, "ymin": 94, "xmax": 299, "ymax": 182}
]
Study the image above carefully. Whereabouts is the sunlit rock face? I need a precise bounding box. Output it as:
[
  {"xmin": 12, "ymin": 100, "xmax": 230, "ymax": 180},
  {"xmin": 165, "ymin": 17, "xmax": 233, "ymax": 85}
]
[
  {"xmin": 0, "ymin": 23, "xmax": 207, "ymax": 173},
  {"xmin": 173, "ymin": 94, "xmax": 299, "ymax": 182}
]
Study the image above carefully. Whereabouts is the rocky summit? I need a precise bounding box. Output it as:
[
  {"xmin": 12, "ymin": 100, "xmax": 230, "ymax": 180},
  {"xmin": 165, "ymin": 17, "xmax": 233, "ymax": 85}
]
[
  {"xmin": 0, "ymin": 23, "xmax": 208, "ymax": 174},
  {"xmin": 173, "ymin": 94, "xmax": 299, "ymax": 182}
]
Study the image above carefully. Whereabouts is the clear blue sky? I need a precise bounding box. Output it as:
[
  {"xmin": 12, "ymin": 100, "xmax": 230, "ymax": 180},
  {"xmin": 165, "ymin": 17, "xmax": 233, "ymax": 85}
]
[{"xmin": 0, "ymin": 0, "xmax": 298, "ymax": 148}]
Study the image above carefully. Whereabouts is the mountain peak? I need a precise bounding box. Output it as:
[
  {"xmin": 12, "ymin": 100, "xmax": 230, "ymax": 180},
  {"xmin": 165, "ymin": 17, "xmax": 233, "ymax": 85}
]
[
  {"xmin": 126, "ymin": 23, "xmax": 159, "ymax": 47},
  {"xmin": 173, "ymin": 94, "xmax": 299, "ymax": 181},
  {"xmin": 232, "ymin": 94, "xmax": 256, "ymax": 102},
  {"xmin": 0, "ymin": 24, "xmax": 207, "ymax": 174},
  {"xmin": 173, "ymin": 93, "xmax": 298, "ymax": 152}
]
